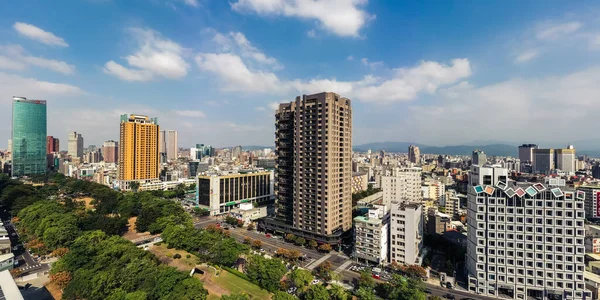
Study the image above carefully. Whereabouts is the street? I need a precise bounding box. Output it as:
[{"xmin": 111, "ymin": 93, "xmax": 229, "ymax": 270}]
[
  {"xmin": 193, "ymin": 216, "xmax": 498, "ymax": 300},
  {"xmin": 1, "ymin": 211, "xmax": 50, "ymax": 275}
]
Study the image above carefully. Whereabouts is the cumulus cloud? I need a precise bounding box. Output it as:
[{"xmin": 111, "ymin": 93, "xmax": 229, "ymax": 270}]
[
  {"xmin": 361, "ymin": 57, "xmax": 383, "ymax": 69},
  {"xmin": 536, "ymin": 21, "xmax": 582, "ymax": 40},
  {"xmin": 0, "ymin": 72, "xmax": 83, "ymax": 100},
  {"xmin": 269, "ymin": 102, "xmax": 280, "ymax": 110},
  {"xmin": 13, "ymin": 22, "xmax": 69, "ymax": 47},
  {"xmin": 195, "ymin": 46, "xmax": 471, "ymax": 103},
  {"xmin": 211, "ymin": 31, "xmax": 281, "ymax": 69},
  {"xmin": 406, "ymin": 66, "xmax": 600, "ymax": 144},
  {"xmin": 173, "ymin": 110, "xmax": 206, "ymax": 117},
  {"xmin": 0, "ymin": 45, "xmax": 75, "ymax": 75},
  {"xmin": 231, "ymin": 0, "xmax": 374, "ymax": 37},
  {"xmin": 514, "ymin": 48, "xmax": 540, "ymax": 64},
  {"xmin": 103, "ymin": 28, "xmax": 189, "ymax": 81}
]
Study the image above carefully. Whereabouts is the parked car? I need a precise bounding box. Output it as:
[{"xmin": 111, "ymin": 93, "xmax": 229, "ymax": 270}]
[
  {"xmin": 446, "ymin": 282, "xmax": 454, "ymax": 289},
  {"xmin": 311, "ymin": 279, "xmax": 320, "ymax": 285},
  {"xmin": 444, "ymin": 293, "xmax": 455, "ymax": 300}
]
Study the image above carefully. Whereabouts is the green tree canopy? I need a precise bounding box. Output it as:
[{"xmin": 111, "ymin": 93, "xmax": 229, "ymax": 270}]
[
  {"xmin": 303, "ymin": 284, "xmax": 329, "ymax": 300},
  {"xmin": 244, "ymin": 254, "xmax": 287, "ymax": 292}
]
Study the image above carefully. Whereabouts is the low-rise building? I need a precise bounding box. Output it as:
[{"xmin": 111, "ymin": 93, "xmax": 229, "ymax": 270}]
[
  {"xmin": 228, "ymin": 203, "xmax": 268, "ymax": 226},
  {"xmin": 585, "ymin": 271, "xmax": 600, "ymax": 300},
  {"xmin": 0, "ymin": 270, "xmax": 23, "ymax": 300},
  {"xmin": 197, "ymin": 171, "xmax": 273, "ymax": 215},
  {"xmin": 586, "ymin": 224, "xmax": 600, "ymax": 254},
  {"xmin": 0, "ymin": 252, "xmax": 14, "ymax": 272},
  {"xmin": 352, "ymin": 172, "xmax": 369, "ymax": 193},
  {"xmin": 390, "ymin": 202, "xmax": 423, "ymax": 265},
  {"xmin": 354, "ymin": 205, "xmax": 389, "ymax": 265}
]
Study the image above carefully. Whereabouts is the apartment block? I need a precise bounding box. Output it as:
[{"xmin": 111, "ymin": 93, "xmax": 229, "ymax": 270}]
[
  {"xmin": 352, "ymin": 172, "xmax": 368, "ymax": 193},
  {"xmin": 533, "ymin": 149, "xmax": 555, "ymax": 174},
  {"xmin": 556, "ymin": 146, "xmax": 576, "ymax": 174},
  {"xmin": 263, "ymin": 92, "xmax": 352, "ymax": 244},
  {"xmin": 408, "ymin": 145, "xmax": 420, "ymax": 164},
  {"xmin": 102, "ymin": 140, "xmax": 118, "ymax": 164},
  {"xmin": 382, "ymin": 167, "xmax": 422, "ymax": 208},
  {"xmin": 197, "ymin": 171, "xmax": 272, "ymax": 215},
  {"xmin": 118, "ymin": 114, "xmax": 159, "ymax": 190},
  {"xmin": 68, "ymin": 131, "xmax": 84, "ymax": 159},
  {"xmin": 354, "ymin": 205, "xmax": 389, "ymax": 265},
  {"xmin": 466, "ymin": 166, "xmax": 591, "ymax": 300},
  {"xmin": 389, "ymin": 203, "xmax": 423, "ymax": 265},
  {"xmin": 578, "ymin": 185, "xmax": 600, "ymax": 220}
]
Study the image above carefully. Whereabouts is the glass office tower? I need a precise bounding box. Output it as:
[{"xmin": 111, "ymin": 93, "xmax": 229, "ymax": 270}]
[{"xmin": 12, "ymin": 97, "xmax": 47, "ymax": 177}]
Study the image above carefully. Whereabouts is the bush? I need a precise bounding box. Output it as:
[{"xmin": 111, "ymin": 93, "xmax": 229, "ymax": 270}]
[
  {"xmin": 222, "ymin": 266, "xmax": 252, "ymax": 282},
  {"xmin": 186, "ymin": 254, "xmax": 191, "ymax": 259},
  {"xmin": 173, "ymin": 254, "xmax": 181, "ymax": 259}
]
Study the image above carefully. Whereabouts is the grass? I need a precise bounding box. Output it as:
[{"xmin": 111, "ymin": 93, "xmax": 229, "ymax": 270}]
[
  {"xmin": 149, "ymin": 243, "xmax": 199, "ymax": 271},
  {"xmin": 212, "ymin": 269, "xmax": 271, "ymax": 299}
]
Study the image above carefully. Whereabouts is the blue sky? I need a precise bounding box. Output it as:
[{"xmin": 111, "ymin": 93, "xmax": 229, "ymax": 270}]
[{"xmin": 2, "ymin": 0, "xmax": 600, "ymax": 149}]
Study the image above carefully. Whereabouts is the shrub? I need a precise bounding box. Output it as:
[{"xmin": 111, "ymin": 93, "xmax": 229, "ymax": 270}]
[
  {"xmin": 173, "ymin": 254, "xmax": 182, "ymax": 259},
  {"xmin": 186, "ymin": 254, "xmax": 191, "ymax": 259}
]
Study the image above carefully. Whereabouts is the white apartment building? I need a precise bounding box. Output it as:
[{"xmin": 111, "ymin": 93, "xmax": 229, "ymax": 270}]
[
  {"xmin": 382, "ymin": 167, "xmax": 422, "ymax": 208},
  {"xmin": 443, "ymin": 189, "xmax": 460, "ymax": 218},
  {"xmin": 354, "ymin": 205, "xmax": 389, "ymax": 265},
  {"xmin": 422, "ymin": 181, "xmax": 445, "ymax": 201},
  {"xmin": 68, "ymin": 131, "xmax": 84, "ymax": 159},
  {"xmin": 390, "ymin": 202, "xmax": 423, "ymax": 265},
  {"xmin": 466, "ymin": 166, "xmax": 591, "ymax": 300},
  {"xmin": 556, "ymin": 146, "xmax": 576, "ymax": 174},
  {"xmin": 577, "ymin": 185, "xmax": 600, "ymax": 219}
]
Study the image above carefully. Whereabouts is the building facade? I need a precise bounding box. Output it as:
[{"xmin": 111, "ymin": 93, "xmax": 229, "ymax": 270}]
[
  {"xmin": 352, "ymin": 172, "xmax": 369, "ymax": 193},
  {"xmin": 197, "ymin": 171, "xmax": 272, "ymax": 215},
  {"xmin": 518, "ymin": 144, "xmax": 538, "ymax": 169},
  {"xmin": 46, "ymin": 136, "xmax": 59, "ymax": 154},
  {"xmin": 118, "ymin": 114, "xmax": 159, "ymax": 190},
  {"xmin": 68, "ymin": 131, "xmax": 84, "ymax": 159},
  {"xmin": 382, "ymin": 167, "xmax": 422, "ymax": 208},
  {"xmin": 354, "ymin": 205, "xmax": 389, "ymax": 265},
  {"xmin": 390, "ymin": 203, "xmax": 423, "ymax": 265},
  {"xmin": 472, "ymin": 150, "xmax": 487, "ymax": 166},
  {"xmin": 466, "ymin": 166, "xmax": 591, "ymax": 300},
  {"xmin": 578, "ymin": 185, "xmax": 600, "ymax": 220},
  {"xmin": 12, "ymin": 97, "xmax": 47, "ymax": 177},
  {"xmin": 102, "ymin": 140, "xmax": 118, "ymax": 164},
  {"xmin": 533, "ymin": 148, "xmax": 554, "ymax": 174},
  {"xmin": 167, "ymin": 130, "xmax": 178, "ymax": 161},
  {"xmin": 556, "ymin": 146, "xmax": 576, "ymax": 174},
  {"xmin": 264, "ymin": 92, "xmax": 352, "ymax": 244},
  {"xmin": 408, "ymin": 145, "xmax": 420, "ymax": 164}
]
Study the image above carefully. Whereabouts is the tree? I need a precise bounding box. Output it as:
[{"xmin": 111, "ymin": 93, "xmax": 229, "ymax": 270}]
[
  {"xmin": 329, "ymin": 284, "xmax": 348, "ymax": 300},
  {"xmin": 289, "ymin": 268, "xmax": 313, "ymax": 290},
  {"xmin": 318, "ymin": 244, "xmax": 332, "ymax": 253},
  {"xmin": 285, "ymin": 249, "xmax": 301, "ymax": 262},
  {"xmin": 303, "ymin": 284, "xmax": 329, "ymax": 300},
  {"xmin": 285, "ymin": 233, "xmax": 296, "ymax": 242},
  {"xmin": 275, "ymin": 248, "xmax": 288, "ymax": 257},
  {"xmin": 243, "ymin": 237, "xmax": 252, "ymax": 245},
  {"xmin": 358, "ymin": 271, "xmax": 376, "ymax": 291},
  {"xmin": 401, "ymin": 265, "xmax": 427, "ymax": 279},
  {"xmin": 130, "ymin": 182, "xmax": 140, "ymax": 193},
  {"xmin": 50, "ymin": 271, "xmax": 72, "ymax": 290},
  {"xmin": 247, "ymin": 223, "xmax": 255, "ymax": 231},
  {"xmin": 314, "ymin": 261, "xmax": 333, "ymax": 281},
  {"xmin": 308, "ymin": 240, "xmax": 318, "ymax": 249},
  {"xmin": 273, "ymin": 291, "xmax": 296, "ymax": 300},
  {"xmin": 251, "ymin": 240, "xmax": 262, "ymax": 249},
  {"xmin": 244, "ymin": 254, "xmax": 287, "ymax": 292},
  {"xmin": 445, "ymin": 260, "xmax": 455, "ymax": 275},
  {"xmin": 355, "ymin": 287, "xmax": 377, "ymax": 300},
  {"xmin": 51, "ymin": 247, "xmax": 69, "ymax": 258},
  {"xmin": 295, "ymin": 237, "xmax": 306, "ymax": 246}
]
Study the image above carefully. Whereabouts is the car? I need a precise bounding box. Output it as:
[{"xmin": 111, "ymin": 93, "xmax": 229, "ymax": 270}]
[
  {"xmin": 446, "ymin": 282, "xmax": 454, "ymax": 289},
  {"xmin": 311, "ymin": 279, "xmax": 320, "ymax": 285},
  {"xmin": 11, "ymin": 233, "xmax": 16, "ymax": 236},
  {"xmin": 260, "ymin": 248, "xmax": 266, "ymax": 253},
  {"xmin": 13, "ymin": 260, "xmax": 19, "ymax": 267},
  {"xmin": 372, "ymin": 273, "xmax": 380, "ymax": 279},
  {"xmin": 460, "ymin": 298, "xmax": 476, "ymax": 300},
  {"xmin": 265, "ymin": 234, "xmax": 272, "ymax": 238},
  {"xmin": 444, "ymin": 293, "xmax": 455, "ymax": 300},
  {"xmin": 287, "ymin": 287, "xmax": 297, "ymax": 294},
  {"xmin": 424, "ymin": 288, "xmax": 432, "ymax": 294}
]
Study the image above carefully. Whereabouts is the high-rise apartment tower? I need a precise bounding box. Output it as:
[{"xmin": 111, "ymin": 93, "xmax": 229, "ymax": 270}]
[
  {"xmin": 408, "ymin": 145, "xmax": 420, "ymax": 164},
  {"xmin": 68, "ymin": 131, "xmax": 83, "ymax": 159},
  {"xmin": 118, "ymin": 114, "xmax": 159, "ymax": 190},
  {"xmin": 102, "ymin": 140, "xmax": 118, "ymax": 163},
  {"xmin": 264, "ymin": 92, "xmax": 352, "ymax": 244},
  {"xmin": 167, "ymin": 130, "xmax": 178, "ymax": 160}
]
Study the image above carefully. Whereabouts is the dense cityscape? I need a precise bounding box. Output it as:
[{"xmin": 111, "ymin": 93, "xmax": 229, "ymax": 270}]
[{"xmin": 2, "ymin": 1, "xmax": 600, "ymax": 300}]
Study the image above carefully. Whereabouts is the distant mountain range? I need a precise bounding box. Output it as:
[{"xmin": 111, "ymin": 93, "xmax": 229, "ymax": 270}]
[{"xmin": 240, "ymin": 139, "xmax": 600, "ymax": 158}]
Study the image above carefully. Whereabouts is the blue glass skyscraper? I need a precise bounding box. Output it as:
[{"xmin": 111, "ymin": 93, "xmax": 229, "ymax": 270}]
[{"xmin": 12, "ymin": 97, "xmax": 47, "ymax": 177}]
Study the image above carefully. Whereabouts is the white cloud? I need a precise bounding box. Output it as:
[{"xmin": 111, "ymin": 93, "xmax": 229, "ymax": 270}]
[
  {"xmin": 211, "ymin": 31, "xmax": 281, "ymax": 69},
  {"xmin": 195, "ymin": 46, "xmax": 471, "ymax": 103},
  {"xmin": 536, "ymin": 21, "xmax": 582, "ymax": 40},
  {"xmin": 13, "ymin": 22, "xmax": 68, "ymax": 47},
  {"xmin": 195, "ymin": 53, "xmax": 283, "ymax": 92},
  {"xmin": 307, "ymin": 29, "xmax": 316, "ymax": 38},
  {"xmin": 231, "ymin": 0, "xmax": 374, "ymax": 37},
  {"xmin": 104, "ymin": 28, "xmax": 189, "ymax": 81},
  {"xmin": 406, "ymin": 66, "xmax": 600, "ymax": 145},
  {"xmin": 173, "ymin": 110, "xmax": 206, "ymax": 117},
  {"xmin": 347, "ymin": 55, "xmax": 354, "ymax": 61},
  {"xmin": 255, "ymin": 106, "xmax": 266, "ymax": 111},
  {"xmin": 514, "ymin": 48, "xmax": 540, "ymax": 64},
  {"xmin": 269, "ymin": 102, "xmax": 280, "ymax": 110},
  {"xmin": 361, "ymin": 57, "xmax": 383, "ymax": 69},
  {"xmin": 0, "ymin": 45, "xmax": 76, "ymax": 74},
  {"xmin": 183, "ymin": 0, "xmax": 199, "ymax": 7},
  {"xmin": 0, "ymin": 72, "xmax": 84, "ymax": 99}
]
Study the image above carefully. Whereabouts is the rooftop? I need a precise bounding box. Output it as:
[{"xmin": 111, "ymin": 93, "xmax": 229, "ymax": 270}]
[
  {"xmin": 0, "ymin": 269, "xmax": 23, "ymax": 300},
  {"xmin": 354, "ymin": 216, "xmax": 382, "ymax": 225}
]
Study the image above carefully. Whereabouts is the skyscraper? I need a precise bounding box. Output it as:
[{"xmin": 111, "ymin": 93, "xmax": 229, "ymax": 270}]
[
  {"xmin": 556, "ymin": 145, "xmax": 576, "ymax": 174},
  {"xmin": 118, "ymin": 114, "xmax": 159, "ymax": 190},
  {"xmin": 518, "ymin": 144, "xmax": 538, "ymax": 163},
  {"xmin": 232, "ymin": 145, "xmax": 242, "ymax": 160},
  {"xmin": 472, "ymin": 149, "xmax": 487, "ymax": 166},
  {"xmin": 102, "ymin": 140, "xmax": 118, "ymax": 163},
  {"xmin": 533, "ymin": 148, "xmax": 554, "ymax": 174},
  {"xmin": 46, "ymin": 136, "xmax": 59, "ymax": 154},
  {"xmin": 68, "ymin": 131, "xmax": 83, "ymax": 159},
  {"xmin": 167, "ymin": 130, "xmax": 178, "ymax": 160},
  {"xmin": 158, "ymin": 130, "xmax": 166, "ymax": 162},
  {"xmin": 408, "ymin": 144, "xmax": 420, "ymax": 164},
  {"xmin": 11, "ymin": 97, "xmax": 47, "ymax": 177},
  {"xmin": 264, "ymin": 92, "xmax": 352, "ymax": 244}
]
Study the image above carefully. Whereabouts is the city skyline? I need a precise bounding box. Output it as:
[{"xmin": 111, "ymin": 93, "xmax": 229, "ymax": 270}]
[{"xmin": 2, "ymin": 2, "xmax": 600, "ymax": 147}]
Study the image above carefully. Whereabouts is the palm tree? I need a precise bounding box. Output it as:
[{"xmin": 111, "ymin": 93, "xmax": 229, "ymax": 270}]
[{"xmin": 130, "ymin": 181, "xmax": 140, "ymax": 192}]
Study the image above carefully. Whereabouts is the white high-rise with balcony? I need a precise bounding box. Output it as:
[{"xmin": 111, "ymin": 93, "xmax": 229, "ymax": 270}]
[
  {"xmin": 466, "ymin": 165, "xmax": 591, "ymax": 300},
  {"xmin": 389, "ymin": 203, "xmax": 422, "ymax": 265},
  {"xmin": 382, "ymin": 167, "xmax": 422, "ymax": 208}
]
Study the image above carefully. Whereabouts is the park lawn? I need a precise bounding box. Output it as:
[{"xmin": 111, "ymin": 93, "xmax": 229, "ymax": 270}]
[
  {"xmin": 202, "ymin": 267, "xmax": 271, "ymax": 300},
  {"xmin": 149, "ymin": 243, "xmax": 199, "ymax": 271}
]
